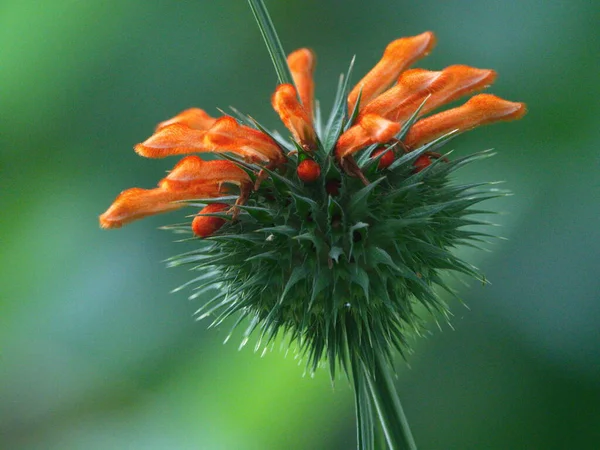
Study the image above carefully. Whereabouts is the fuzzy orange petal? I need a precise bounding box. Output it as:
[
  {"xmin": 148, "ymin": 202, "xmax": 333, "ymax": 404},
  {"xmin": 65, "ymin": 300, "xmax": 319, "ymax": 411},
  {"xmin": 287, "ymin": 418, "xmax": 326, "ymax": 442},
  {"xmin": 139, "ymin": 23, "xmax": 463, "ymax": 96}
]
[
  {"xmin": 360, "ymin": 65, "xmax": 496, "ymax": 124},
  {"xmin": 158, "ymin": 156, "xmax": 251, "ymax": 191},
  {"xmin": 272, "ymin": 84, "xmax": 317, "ymax": 149},
  {"xmin": 404, "ymin": 94, "xmax": 527, "ymax": 149},
  {"xmin": 99, "ymin": 183, "xmax": 225, "ymax": 229},
  {"xmin": 335, "ymin": 114, "xmax": 401, "ymax": 160},
  {"xmin": 348, "ymin": 31, "xmax": 437, "ymax": 113},
  {"xmin": 359, "ymin": 68, "xmax": 443, "ymax": 121},
  {"xmin": 156, "ymin": 108, "xmax": 217, "ymax": 131},
  {"xmin": 287, "ymin": 48, "xmax": 316, "ymax": 119},
  {"xmin": 203, "ymin": 116, "xmax": 285, "ymax": 165},
  {"xmin": 134, "ymin": 124, "xmax": 210, "ymax": 158}
]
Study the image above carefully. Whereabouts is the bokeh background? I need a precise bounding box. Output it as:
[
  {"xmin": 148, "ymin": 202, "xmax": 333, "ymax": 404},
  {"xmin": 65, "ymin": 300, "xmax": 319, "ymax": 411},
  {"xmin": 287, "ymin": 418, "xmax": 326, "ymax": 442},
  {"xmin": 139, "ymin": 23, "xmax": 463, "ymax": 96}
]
[{"xmin": 2, "ymin": 1, "xmax": 599, "ymax": 449}]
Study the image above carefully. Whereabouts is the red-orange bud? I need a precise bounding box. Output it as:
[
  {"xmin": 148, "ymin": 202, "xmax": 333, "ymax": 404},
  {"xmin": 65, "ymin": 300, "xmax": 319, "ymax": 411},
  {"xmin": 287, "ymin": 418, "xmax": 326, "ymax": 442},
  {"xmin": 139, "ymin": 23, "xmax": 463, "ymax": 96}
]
[
  {"xmin": 297, "ymin": 159, "xmax": 321, "ymax": 183},
  {"xmin": 372, "ymin": 147, "xmax": 395, "ymax": 170},
  {"xmin": 413, "ymin": 155, "xmax": 432, "ymax": 173},
  {"xmin": 191, "ymin": 203, "xmax": 230, "ymax": 238}
]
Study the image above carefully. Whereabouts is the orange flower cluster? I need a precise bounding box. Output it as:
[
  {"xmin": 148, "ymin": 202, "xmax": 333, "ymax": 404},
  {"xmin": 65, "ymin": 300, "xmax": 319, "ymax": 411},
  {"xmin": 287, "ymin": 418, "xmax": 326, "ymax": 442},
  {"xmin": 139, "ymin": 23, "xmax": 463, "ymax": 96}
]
[
  {"xmin": 335, "ymin": 31, "xmax": 526, "ymax": 163},
  {"xmin": 99, "ymin": 31, "xmax": 525, "ymax": 235}
]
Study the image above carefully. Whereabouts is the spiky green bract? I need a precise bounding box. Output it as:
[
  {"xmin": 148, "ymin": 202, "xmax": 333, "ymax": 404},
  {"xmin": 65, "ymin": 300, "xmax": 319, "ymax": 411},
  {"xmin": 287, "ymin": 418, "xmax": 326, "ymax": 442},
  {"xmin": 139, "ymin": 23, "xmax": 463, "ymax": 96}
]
[{"xmin": 167, "ymin": 143, "xmax": 501, "ymax": 374}]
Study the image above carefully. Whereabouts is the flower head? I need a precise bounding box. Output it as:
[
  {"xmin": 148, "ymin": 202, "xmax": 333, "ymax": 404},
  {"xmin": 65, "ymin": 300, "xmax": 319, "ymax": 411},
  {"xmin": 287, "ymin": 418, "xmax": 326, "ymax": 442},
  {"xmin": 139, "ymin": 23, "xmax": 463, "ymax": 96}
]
[{"xmin": 100, "ymin": 30, "xmax": 525, "ymax": 379}]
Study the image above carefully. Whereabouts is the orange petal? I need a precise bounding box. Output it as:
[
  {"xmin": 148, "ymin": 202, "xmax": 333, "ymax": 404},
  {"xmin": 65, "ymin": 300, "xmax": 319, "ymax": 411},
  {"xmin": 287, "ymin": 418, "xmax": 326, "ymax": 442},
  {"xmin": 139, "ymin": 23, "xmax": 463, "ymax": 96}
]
[
  {"xmin": 134, "ymin": 124, "xmax": 210, "ymax": 158},
  {"xmin": 158, "ymin": 156, "xmax": 251, "ymax": 191},
  {"xmin": 348, "ymin": 31, "xmax": 437, "ymax": 113},
  {"xmin": 359, "ymin": 69, "xmax": 443, "ymax": 121},
  {"xmin": 288, "ymin": 48, "xmax": 316, "ymax": 119},
  {"xmin": 203, "ymin": 116, "xmax": 285, "ymax": 165},
  {"xmin": 404, "ymin": 94, "xmax": 527, "ymax": 149},
  {"xmin": 272, "ymin": 84, "xmax": 317, "ymax": 149},
  {"xmin": 156, "ymin": 108, "xmax": 217, "ymax": 131},
  {"xmin": 360, "ymin": 65, "xmax": 496, "ymax": 123},
  {"xmin": 335, "ymin": 114, "xmax": 401, "ymax": 160},
  {"xmin": 192, "ymin": 203, "xmax": 230, "ymax": 238},
  {"xmin": 99, "ymin": 183, "xmax": 224, "ymax": 229}
]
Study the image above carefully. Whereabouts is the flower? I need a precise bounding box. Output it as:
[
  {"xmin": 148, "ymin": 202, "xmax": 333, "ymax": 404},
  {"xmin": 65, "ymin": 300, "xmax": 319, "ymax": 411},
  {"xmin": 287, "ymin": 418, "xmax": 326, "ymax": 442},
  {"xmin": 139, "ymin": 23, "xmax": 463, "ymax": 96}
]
[{"xmin": 99, "ymin": 31, "xmax": 526, "ymax": 379}]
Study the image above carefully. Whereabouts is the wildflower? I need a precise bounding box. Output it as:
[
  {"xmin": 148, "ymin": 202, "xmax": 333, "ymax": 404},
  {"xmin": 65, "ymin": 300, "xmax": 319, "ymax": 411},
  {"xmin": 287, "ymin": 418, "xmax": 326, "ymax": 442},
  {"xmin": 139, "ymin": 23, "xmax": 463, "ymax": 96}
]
[
  {"xmin": 100, "ymin": 28, "xmax": 526, "ymax": 359},
  {"xmin": 99, "ymin": 4, "xmax": 526, "ymax": 447}
]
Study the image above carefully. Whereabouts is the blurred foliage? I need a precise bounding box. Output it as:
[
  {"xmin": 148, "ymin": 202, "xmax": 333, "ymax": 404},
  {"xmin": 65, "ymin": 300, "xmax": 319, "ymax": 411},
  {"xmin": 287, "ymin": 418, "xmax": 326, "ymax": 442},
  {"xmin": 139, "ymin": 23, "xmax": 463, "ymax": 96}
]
[{"xmin": 1, "ymin": 0, "xmax": 599, "ymax": 449}]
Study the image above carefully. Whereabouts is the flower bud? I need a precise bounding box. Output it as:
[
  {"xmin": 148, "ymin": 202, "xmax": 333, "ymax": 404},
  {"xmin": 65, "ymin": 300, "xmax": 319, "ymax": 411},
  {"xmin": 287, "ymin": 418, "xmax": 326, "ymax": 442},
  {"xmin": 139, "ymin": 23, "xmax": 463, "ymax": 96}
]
[
  {"xmin": 192, "ymin": 203, "xmax": 230, "ymax": 238},
  {"xmin": 413, "ymin": 154, "xmax": 432, "ymax": 172},
  {"xmin": 297, "ymin": 159, "xmax": 321, "ymax": 183},
  {"xmin": 372, "ymin": 147, "xmax": 395, "ymax": 170}
]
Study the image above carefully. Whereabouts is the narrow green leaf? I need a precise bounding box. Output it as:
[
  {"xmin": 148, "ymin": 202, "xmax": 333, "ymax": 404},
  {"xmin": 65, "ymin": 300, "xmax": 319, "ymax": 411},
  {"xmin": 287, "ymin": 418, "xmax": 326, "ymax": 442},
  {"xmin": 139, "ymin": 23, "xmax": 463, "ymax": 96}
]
[
  {"xmin": 323, "ymin": 56, "xmax": 356, "ymax": 154},
  {"xmin": 247, "ymin": 0, "xmax": 295, "ymax": 87}
]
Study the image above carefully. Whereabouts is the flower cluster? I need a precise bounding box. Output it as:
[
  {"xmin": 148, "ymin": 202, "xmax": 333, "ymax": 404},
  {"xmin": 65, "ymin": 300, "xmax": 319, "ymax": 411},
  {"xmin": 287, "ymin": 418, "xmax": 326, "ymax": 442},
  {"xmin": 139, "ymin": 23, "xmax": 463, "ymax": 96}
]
[{"xmin": 100, "ymin": 31, "xmax": 525, "ymax": 375}]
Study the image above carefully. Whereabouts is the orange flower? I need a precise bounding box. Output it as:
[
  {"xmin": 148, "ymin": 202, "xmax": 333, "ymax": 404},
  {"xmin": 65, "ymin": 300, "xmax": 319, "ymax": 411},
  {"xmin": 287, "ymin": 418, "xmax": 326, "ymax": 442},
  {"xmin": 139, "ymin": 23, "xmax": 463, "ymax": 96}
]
[
  {"xmin": 335, "ymin": 114, "xmax": 401, "ymax": 160},
  {"xmin": 404, "ymin": 94, "xmax": 527, "ymax": 149},
  {"xmin": 272, "ymin": 83, "xmax": 317, "ymax": 150},
  {"xmin": 100, "ymin": 156, "xmax": 250, "ymax": 229},
  {"xmin": 135, "ymin": 116, "xmax": 285, "ymax": 166},
  {"xmin": 336, "ymin": 32, "xmax": 526, "ymax": 174},
  {"xmin": 158, "ymin": 156, "xmax": 251, "ymax": 191},
  {"xmin": 203, "ymin": 116, "xmax": 286, "ymax": 165},
  {"xmin": 359, "ymin": 65, "xmax": 496, "ymax": 123},
  {"xmin": 347, "ymin": 31, "xmax": 437, "ymax": 113},
  {"xmin": 287, "ymin": 48, "xmax": 316, "ymax": 120},
  {"xmin": 155, "ymin": 108, "xmax": 217, "ymax": 131},
  {"xmin": 99, "ymin": 184, "xmax": 224, "ymax": 229}
]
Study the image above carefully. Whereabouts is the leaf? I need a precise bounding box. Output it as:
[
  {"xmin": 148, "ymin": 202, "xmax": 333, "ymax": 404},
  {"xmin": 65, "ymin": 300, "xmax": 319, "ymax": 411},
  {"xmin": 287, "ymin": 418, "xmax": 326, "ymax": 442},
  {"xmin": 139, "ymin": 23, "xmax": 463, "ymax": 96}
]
[
  {"xmin": 247, "ymin": 0, "xmax": 295, "ymax": 87},
  {"xmin": 397, "ymin": 94, "xmax": 431, "ymax": 140},
  {"xmin": 323, "ymin": 56, "xmax": 356, "ymax": 154},
  {"xmin": 348, "ymin": 176, "xmax": 386, "ymax": 213}
]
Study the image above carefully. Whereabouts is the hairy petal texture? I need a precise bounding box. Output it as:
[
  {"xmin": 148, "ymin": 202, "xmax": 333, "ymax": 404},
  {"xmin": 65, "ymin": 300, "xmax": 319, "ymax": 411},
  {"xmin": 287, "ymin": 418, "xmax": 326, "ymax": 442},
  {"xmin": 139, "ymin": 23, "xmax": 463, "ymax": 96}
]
[
  {"xmin": 135, "ymin": 124, "xmax": 210, "ymax": 158},
  {"xmin": 156, "ymin": 108, "xmax": 218, "ymax": 131},
  {"xmin": 360, "ymin": 65, "xmax": 496, "ymax": 123},
  {"xmin": 404, "ymin": 94, "xmax": 527, "ymax": 149},
  {"xmin": 99, "ymin": 183, "xmax": 225, "ymax": 229},
  {"xmin": 287, "ymin": 48, "xmax": 316, "ymax": 119},
  {"xmin": 347, "ymin": 31, "xmax": 437, "ymax": 113},
  {"xmin": 272, "ymin": 83, "xmax": 317, "ymax": 149},
  {"xmin": 158, "ymin": 156, "xmax": 252, "ymax": 191},
  {"xmin": 335, "ymin": 114, "xmax": 401, "ymax": 160},
  {"xmin": 204, "ymin": 116, "xmax": 286, "ymax": 165}
]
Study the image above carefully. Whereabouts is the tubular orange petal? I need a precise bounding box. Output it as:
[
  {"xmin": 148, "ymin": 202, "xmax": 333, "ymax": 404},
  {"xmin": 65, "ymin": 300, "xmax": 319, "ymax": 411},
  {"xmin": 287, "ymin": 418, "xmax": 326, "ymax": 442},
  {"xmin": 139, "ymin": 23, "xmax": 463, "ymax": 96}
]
[
  {"xmin": 404, "ymin": 94, "xmax": 527, "ymax": 149},
  {"xmin": 192, "ymin": 203, "xmax": 230, "ymax": 238},
  {"xmin": 272, "ymin": 83, "xmax": 317, "ymax": 149},
  {"xmin": 335, "ymin": 114, "xmax": 401, "ymax": 160},
  {"xmin": 158, "ymin": 156, "xmax": 251, "ymax": 191},
  {"xmin": 203, "ymin": 116, "xmax": 285, "ymax": 165},
  {"xmin": 359, "ymin": 69, "xmax": 443, "ymax": 121},
  {"xmin": 287, "ymin": 48, "xmax": 316, "ymax": 119},
  {"xmin": 360, "ymin": 65, "xmax": 496, "ymax": 124},
  {"xmin": 99, "ymin": 183, "xmax": 225, "ymax": 229},
  {"xmin": 156, "ymin": 108, "xmax": 217, "ymax": 131},
  {"xmin": 134, "ymin": 124, "xmax": 210, "ymax": 158},
  {"xmin": 348, "ymin": 31, "xmax": 437, "ymax": 113}
]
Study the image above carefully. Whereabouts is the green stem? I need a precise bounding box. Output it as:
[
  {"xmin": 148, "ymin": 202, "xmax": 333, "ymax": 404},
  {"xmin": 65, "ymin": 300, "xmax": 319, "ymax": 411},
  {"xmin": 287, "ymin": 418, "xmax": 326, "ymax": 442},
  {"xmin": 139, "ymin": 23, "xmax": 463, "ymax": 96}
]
[{"xmin": 363, "ymin": 355, "xmax": 417, "ymax": 450}]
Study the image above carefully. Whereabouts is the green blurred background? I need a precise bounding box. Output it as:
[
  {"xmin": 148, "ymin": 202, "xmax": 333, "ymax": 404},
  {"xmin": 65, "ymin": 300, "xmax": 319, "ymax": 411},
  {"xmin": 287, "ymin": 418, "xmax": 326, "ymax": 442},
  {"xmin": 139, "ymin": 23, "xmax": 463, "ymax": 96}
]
[{"xmin": 1, "ymin": 1, "xmax": 599, "ymax": 449}]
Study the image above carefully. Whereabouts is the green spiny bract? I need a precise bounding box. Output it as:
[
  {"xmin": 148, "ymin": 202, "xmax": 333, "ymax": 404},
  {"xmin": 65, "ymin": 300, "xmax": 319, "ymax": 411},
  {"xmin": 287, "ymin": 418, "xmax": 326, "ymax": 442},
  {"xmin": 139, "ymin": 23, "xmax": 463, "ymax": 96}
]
[{"xmin": 166, "ymin": 75, "xmax": 503, "ymax": 378}]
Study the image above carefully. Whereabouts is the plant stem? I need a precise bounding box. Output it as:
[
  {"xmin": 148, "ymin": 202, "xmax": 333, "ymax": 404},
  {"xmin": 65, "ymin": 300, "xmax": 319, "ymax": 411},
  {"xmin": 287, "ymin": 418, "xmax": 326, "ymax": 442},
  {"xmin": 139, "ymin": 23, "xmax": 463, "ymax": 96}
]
[{"xmin": 363, "ymin": 354, "xmax": 417, "ymax": 450}]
